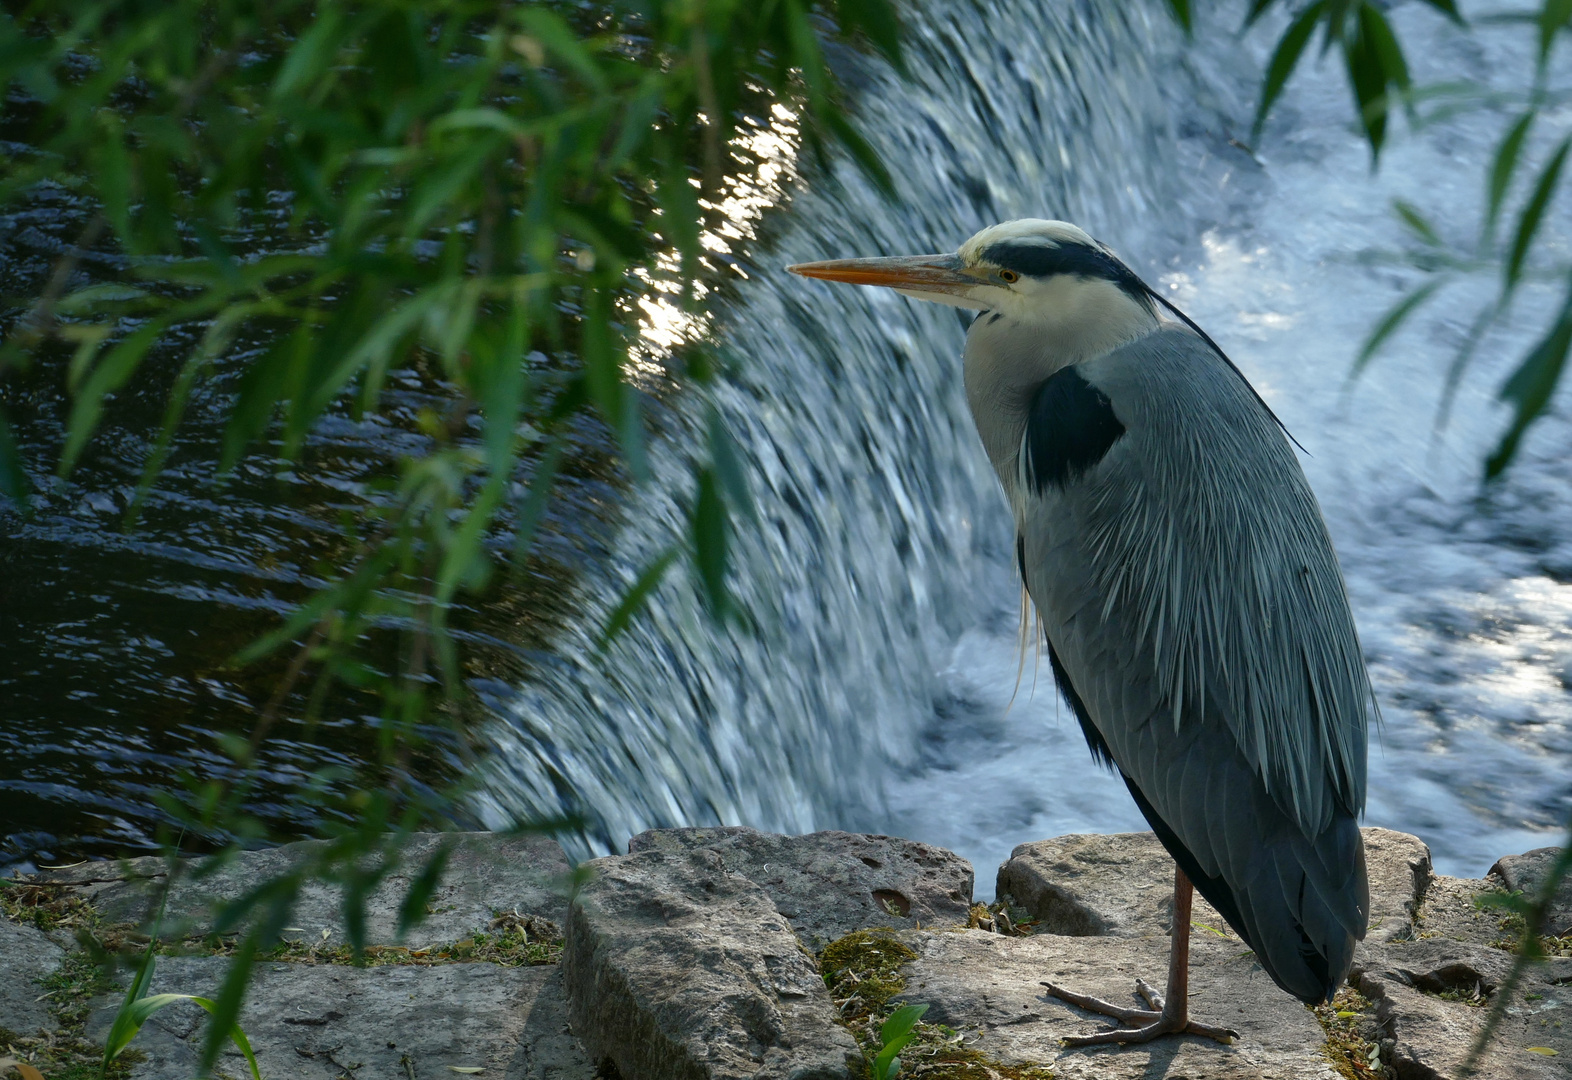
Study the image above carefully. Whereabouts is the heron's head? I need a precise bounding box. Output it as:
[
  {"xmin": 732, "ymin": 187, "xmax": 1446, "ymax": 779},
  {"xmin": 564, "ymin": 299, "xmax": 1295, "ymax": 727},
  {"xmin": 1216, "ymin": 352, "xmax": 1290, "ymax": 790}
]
[{"xmin": 788, "ymin": 218, "xmax": 1158, "ymax": 340}]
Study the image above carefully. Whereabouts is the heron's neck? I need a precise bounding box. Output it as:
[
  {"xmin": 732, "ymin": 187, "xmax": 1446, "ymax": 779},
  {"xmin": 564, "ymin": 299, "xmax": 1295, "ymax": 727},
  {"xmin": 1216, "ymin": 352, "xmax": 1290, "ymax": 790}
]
[{"xmin": 962, "ymin": 297, "xmax": 1160, "ymax": 480}]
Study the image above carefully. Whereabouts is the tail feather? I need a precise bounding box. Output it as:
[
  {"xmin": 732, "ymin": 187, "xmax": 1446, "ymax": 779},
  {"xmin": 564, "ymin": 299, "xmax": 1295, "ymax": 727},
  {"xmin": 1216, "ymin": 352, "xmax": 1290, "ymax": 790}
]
[{"xmin": 1123, "ymin": 748, "xmax": 1368, "ymax": 1004}]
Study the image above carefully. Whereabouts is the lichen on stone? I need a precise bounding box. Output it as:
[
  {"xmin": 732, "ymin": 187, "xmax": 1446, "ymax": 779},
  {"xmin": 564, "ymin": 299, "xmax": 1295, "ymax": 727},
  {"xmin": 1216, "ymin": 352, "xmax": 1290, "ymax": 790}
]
[
  {"xmin": 820, "ymin": 928, "xmax": 917, "ymax": 1019},
  {"xmin": 818, "ymin": 930, "xmax": 1053, "ymax": 1080}
]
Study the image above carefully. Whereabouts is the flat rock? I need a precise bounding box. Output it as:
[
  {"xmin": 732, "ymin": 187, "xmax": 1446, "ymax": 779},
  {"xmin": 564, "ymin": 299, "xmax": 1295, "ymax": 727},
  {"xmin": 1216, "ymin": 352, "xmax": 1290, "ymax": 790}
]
[
  {"xmin": 1491, "ymin": 846, "xmax": 1572, "ymax": 937},
  {"xmin": 628, "ymin": 827, "xmax": 973, "ymax": 950},
  {"xmin": 564, "ymin": 845, "xmax": 860, "ymax": 1080},
  {"xmin": 895, "ymin": 927, "xmax": 1340, "ymax": 1079},
  {"xmin": 1355, "ymin": 940, "xmax": 1572, "ymax": 1080},
  {"xmin": 1360, "ymin": 827, "xmax": 1434, "ymax": 944},
  {"xmin": 995, "ymin": 831, "xmax": 1231, "ymax": 938},
  {"xmin": 997, "ymin": 828, "xmax": 1432, "ymax": 946},
  {"xmin": 83, "ymin": 956, "xmax": 593, "ymax": 1080},
  {"xmin": 0, "ymin": 920, "xmax": 64, "ymax": 1036},
  {"xmin": 43, "ymin": 832, "xmax": 571, "ymax": 947},
  {"xmin": 1413, "ymin": 874, "xmax": 1513, "ymax": 947}
]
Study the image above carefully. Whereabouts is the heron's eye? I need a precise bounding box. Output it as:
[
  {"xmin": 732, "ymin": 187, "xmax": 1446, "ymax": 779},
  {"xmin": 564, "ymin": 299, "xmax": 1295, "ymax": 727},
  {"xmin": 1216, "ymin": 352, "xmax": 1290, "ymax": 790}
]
[{"xmin": 998, "ymin": 269, "xmax": 1019, "ymax": 284}]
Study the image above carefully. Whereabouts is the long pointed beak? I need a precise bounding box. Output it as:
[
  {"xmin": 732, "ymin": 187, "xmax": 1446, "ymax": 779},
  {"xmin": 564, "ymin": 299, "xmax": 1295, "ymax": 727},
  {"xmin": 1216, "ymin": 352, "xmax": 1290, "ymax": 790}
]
[{"xmin": 786, "ymin": 253, "xmax": 975, "ymax": 296}]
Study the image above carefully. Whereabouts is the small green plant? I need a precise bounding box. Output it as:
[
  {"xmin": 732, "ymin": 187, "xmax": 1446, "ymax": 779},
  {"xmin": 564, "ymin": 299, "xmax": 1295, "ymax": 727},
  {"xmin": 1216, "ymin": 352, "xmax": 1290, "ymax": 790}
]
[{"xmin": 869, "ymin": 1003, "xmax": 928, "ymax": 1080}]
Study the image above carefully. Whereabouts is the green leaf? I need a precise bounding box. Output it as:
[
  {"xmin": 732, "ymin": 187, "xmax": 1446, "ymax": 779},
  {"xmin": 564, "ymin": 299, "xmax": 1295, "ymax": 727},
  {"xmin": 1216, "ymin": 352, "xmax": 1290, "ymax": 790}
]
[
  {"xmin": 821, "ymin": 107, "xmax": 895, "ymax": 198},
  {"xmin": 1352, "ymin": 278, "xmax": 1444, "ymax": 377},
  {"xmin": 1254, "ymin": 1, "xmax": 1326, "ymax": 140},
  {"xmin": 1418, "ymin": 0, "xmax": 1464, "ymax": 24},
  {"xmin": 837, "ymin": 0, "xmax": 905, "ymax": 69},
  {"xmin": 1244, "ymin": 0, "xmax": 1276, "ymax": 29},
  {"xmin": 1393, "ymin": 200, "xmax": 1441, "ymax": 247},
  {"xmin": 1504, "ymin": 136, "xmax": 1571, "ymax": 292},
  {"xmin": 597, "ymin": 545, "xmax": 680, "ymax": 649},
  {"xmin": 1344, "ymin": 3, "xmax": 1409, "ymax": 159},
  {"xmin": 1487, "ymin": 111, "xmax": 1536, "ymax": 239},
  {"xmin": 707, "ymin": 410, "xmax": 756, "ymax": 525},
  {"xmin": 692, "ymin": 466, "xmax": 729, "ymax": 620},
  {"xmin": 1537, "ymin": 0, "xmax": 1572, "ymax": 63},
  {"xmin": 510, "ymin": 438, "xmax": 565, "ymax": 573},
  {"xmin": 1165, "ymin": 0, "xmax": 1193, "ymax": 35},
  {"xmin": 59, "ymin": 320, "xmax": 165, "ymax": 479},
  {"xmin": 396, "ymin": 842, "xmax": 453, "ymax": 938},
  {"xmin": 1488, "ymin": 280, "xmax": 1572, "ymax": 477},
  {"xmin": 112, "ymin": 994, "xmax": 262, "ymax": 1080},
  {"xmin": 872, "ymin": 1003, "xmax": 929, "ymax": 1078},
  {"xmin": 272, "ymin": 5, "xmax": 347, "ymax": 103}
]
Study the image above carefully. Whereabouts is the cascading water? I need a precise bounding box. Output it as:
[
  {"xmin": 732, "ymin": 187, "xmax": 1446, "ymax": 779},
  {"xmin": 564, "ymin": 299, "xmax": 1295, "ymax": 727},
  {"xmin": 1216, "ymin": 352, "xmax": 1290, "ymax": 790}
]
[{"xmin": 477, "ymin": 0, "xmax": 1572, "ymax": 885}]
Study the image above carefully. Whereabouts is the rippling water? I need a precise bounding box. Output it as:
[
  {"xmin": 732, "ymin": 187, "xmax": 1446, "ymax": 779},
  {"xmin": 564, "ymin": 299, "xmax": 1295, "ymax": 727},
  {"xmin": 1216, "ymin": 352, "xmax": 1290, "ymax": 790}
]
[
  {"xmin": 477, "ymin": 0, "xmax": 1572, "ymax": 885},
  {"xmin": 6, "ymin": 0, "xmax": 1569, "ymax": 882}
]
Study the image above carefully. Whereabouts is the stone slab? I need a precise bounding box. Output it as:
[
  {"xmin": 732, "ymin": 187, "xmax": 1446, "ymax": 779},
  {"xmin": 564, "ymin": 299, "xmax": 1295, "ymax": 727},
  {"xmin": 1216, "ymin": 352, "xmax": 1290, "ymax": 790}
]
[
  {"xmin": 628, "ymin": 827, "xmax": 974, "ymax": 950},
  {"xmin": 0, "ymin": 920, "xmax": 63, "ymax": 1036},
  {"xmin": 43, "ymin": 832, "xmax": 571, "ymax": 947},
  {"xmin": 1492, "ymin": 846, "xmax": 1572, "ymax": 937},
  {"xmin": 1361, "ymin": 827, "xmax": 1434, "ymax": 944},
  {"xmin": 896, "ymin": 927, "xmax": 1340, "ymax": 1079},
  {"xmin": 565, "ymin": 845, "xmax": 860, "ymax": 1080},
  {"xmin": 1355, "ymin": 941, "xmax": 1572, "ymax": 1080},
  {"xmin": 997, "ymin": 828, "xmax": 1432, "ymax": 946},
  {"xmin": 83, "ymin": 956, "xmax": 593, "ymax": 1080},
  {"xmin": 995, "ymin": 831, "xmax": 1230, "ymax": 938}
]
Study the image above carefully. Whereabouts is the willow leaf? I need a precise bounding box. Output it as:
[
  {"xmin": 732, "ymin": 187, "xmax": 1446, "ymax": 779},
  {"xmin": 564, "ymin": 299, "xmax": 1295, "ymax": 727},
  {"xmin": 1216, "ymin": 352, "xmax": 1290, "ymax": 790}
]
[
  {"xmin": 1254, "ymin": 1, "xmax": 1326, "ymax": 140},
  {"xmin": 1505, "ymin": 135, "xmax": 1571, "ymax": 292},
  {"xmin": 1487, "ymin": 111, "xmax": 1535, "ymax": 239}
]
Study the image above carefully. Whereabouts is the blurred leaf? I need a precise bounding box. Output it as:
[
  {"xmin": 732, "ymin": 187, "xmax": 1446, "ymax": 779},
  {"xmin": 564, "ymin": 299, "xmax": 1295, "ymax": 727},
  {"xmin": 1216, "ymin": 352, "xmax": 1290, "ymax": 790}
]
[
  {"xmin": 1352, "ymin": 278, "xmax": 1444, "ymax": 377},
  {"xmin": 59, "ymin": 320, "xmax": 165, "ymax": 478},
  {"xmin": 271, "ymin": 5, "xmax": 347, "ymax": 103},
  {"xmin": 1244, "ymin": 0, "xmax": 1276, "ymax": 28},
  {"xmin": 1537, "ymin": 0, "xmax": 1572, "ymax": 62},
  {"xmin": 821, "ymin": 107, "xmax": 895, "ymax": 197},
  {"xmin": 597, "ymin": 544, "xmax": 680, "ymax": 649},
  {"xmin": 1505, "ymin": 135, "xmax": 1571, "ymax": 292},
  {"xmin": 1254, "ymin": 1, "xmax": 1326, "ymax": 140},
  {"xmin": 1165, "ymin": 0, "xmax": 1193, "ymax": 35},
  {"xmin": 692, "ymin": 465, "xmax": 729, "ymax": 620},
  {"xmin": 510, "ymin": 438, "xmax": 565, "ymax": 573},
  {"xmin": 1419, "ymin": 0, "xmax": 1465, "ymax": 25},
  {"xmin": 1344, "ymin": 3, "xmax": 1409, "ymax": 158},
  {"xmin": 1393, "ymin": 200, "xmax": 1441, "ymax": 246},
  {"xmin": 1487, "ymin": 111, "xmax": 1536, "ymax": 239},
  {"xmin": 707, "ymin": 409, "xmax": 756, "ymax": 525},
  {"xmin": 838, "ymin": 0, "xmax": 906, "ymax": 70},
  {"xmin": 1487, "ymin": 278, "xmax": 1572, "ymax": 477},
  {"xmin": 396, "ymin": 842, "xmax": 453, "ymax": 938}
]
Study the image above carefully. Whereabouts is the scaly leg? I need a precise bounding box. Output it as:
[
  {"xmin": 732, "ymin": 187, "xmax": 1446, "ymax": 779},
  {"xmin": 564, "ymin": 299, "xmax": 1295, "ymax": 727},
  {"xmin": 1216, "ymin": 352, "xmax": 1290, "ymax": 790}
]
[{"xmin": 1040, "ymin": 865, "xmax": 1241, "ymax": 1047}]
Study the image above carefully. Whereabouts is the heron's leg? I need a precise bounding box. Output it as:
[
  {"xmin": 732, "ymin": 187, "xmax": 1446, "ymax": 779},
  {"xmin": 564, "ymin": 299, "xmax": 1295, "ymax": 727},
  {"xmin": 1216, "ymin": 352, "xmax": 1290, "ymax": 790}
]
[{"xmin": 1040, "ymin": 866, "xmax": 1240, "ymax": 1047}]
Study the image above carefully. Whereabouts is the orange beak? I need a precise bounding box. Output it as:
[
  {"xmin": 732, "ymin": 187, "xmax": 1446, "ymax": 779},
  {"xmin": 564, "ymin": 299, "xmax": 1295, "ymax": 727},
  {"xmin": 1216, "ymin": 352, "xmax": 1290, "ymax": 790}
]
[{"xmin": 786, "ymin": 253, "xmax": 977, "ymax": 298}]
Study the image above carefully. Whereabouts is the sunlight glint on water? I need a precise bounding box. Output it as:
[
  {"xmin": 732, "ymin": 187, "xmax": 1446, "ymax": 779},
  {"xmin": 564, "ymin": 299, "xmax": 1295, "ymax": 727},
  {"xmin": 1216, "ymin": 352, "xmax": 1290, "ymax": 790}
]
[{"xmin": 477, "ymin": 0, "xmax": 1572, "ymax": 887}]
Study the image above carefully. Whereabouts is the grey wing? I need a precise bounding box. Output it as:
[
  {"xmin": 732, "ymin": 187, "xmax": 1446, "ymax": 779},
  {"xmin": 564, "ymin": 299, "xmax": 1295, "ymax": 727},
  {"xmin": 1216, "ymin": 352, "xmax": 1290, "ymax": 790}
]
[{"xmin": 1018, "ymin": 329, "xmax": 1371, "ymax": 1003}]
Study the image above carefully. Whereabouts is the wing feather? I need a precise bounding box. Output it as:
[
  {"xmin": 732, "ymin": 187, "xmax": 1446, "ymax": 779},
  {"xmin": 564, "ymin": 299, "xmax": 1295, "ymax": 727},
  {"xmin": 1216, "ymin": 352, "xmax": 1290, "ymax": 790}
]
[{"xmin": 1020, "ymin": 328, "xmax": 1371, "ymax": 1001}]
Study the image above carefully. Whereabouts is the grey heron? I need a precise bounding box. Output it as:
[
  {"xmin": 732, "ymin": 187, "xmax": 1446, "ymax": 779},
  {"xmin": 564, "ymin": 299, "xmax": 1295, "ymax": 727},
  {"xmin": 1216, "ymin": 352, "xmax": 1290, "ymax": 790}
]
[{"xmin": 788, "ymin": 219, "xmax": 1370, "ymax": 1047}]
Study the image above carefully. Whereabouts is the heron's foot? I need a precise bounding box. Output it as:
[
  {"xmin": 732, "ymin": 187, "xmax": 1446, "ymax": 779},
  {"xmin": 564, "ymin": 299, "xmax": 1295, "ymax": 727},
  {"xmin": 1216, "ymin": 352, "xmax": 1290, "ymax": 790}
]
[{"xmin": 1040, "ymin": 981, "xmax": 1239, "ymax": 1047}]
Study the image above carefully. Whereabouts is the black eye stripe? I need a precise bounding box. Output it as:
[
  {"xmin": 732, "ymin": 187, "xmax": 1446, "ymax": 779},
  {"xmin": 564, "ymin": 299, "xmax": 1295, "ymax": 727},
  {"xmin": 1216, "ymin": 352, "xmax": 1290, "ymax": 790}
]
[{"xmin": 980, "ymin": 240, "xmax": 1148, "ymax": 304}]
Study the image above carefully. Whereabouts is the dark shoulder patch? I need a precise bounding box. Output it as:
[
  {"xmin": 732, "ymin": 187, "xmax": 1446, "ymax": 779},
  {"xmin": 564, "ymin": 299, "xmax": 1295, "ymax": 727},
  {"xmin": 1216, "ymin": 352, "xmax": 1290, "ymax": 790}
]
[{"xmin": 1023, "ymin": 365, "xmax": 1125, "ymax": 493}]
